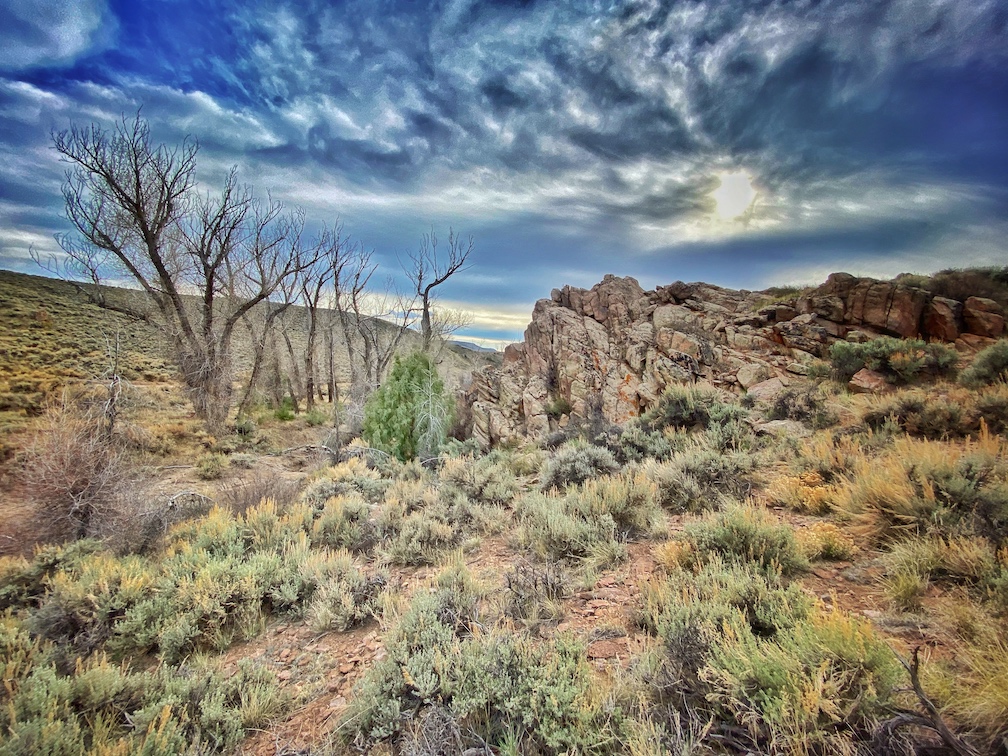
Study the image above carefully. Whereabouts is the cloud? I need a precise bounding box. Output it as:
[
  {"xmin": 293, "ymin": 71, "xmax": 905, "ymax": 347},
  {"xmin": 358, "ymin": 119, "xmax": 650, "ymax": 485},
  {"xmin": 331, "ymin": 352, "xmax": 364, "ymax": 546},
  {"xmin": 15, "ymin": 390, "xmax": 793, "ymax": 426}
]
[
  {"xmin": 2, "ymin": 0, "xmax": 1007, "ymax": 312},
  {"xmin": 0, "ymin": 0, "xmax": 111, "ymax": 72}
]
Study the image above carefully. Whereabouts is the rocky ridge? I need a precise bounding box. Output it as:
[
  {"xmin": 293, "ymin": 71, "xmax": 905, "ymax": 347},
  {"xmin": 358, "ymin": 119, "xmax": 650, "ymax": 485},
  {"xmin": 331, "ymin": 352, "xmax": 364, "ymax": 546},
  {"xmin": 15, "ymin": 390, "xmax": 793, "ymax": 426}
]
[{"xmin": 465, "ymin": 272, "xmax": 1007, "ymax": 446}]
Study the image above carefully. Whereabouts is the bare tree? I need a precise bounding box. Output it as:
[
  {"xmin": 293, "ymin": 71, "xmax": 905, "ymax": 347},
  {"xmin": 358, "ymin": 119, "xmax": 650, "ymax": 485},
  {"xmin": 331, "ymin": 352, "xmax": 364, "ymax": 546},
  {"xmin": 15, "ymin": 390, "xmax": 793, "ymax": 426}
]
[
  {"xmin": 235, "ymin": 266, "xmax": 299, "ymax": 417},
  {"xmin": 300, "ymin": 224, "xmax": 351, "ymax": 412},
  {"xmin": 405, "ymin": 228, "xmax": 473, "ymax": 353},
  {"xmin": 41, "ymin": 114, "xmax": 310, "ymax": 433},
  {"xmin": 330, "ymin": 244, "xmax": 417, "ymax": 413}
]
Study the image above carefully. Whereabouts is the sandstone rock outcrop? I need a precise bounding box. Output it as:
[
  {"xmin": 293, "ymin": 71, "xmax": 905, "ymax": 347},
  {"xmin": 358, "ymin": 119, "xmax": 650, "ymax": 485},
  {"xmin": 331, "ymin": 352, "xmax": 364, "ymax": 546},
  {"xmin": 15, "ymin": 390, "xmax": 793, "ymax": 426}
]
[{"xmin": 466, "ymin": 273, "xmax": 1006, "ymax": 446}]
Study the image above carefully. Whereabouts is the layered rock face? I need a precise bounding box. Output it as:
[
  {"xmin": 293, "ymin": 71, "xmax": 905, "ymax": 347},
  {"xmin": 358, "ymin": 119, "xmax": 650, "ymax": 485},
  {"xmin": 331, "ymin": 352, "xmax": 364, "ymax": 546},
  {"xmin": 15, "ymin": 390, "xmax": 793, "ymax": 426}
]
[{"xmin": 466, "ymin": 273, "xmax": 1006, "ymax": 447}]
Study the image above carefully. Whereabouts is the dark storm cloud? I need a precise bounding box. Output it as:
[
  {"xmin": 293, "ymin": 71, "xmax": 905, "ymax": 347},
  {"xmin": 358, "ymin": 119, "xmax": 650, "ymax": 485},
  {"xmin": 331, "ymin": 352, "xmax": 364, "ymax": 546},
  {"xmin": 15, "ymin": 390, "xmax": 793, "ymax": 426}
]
[{"xmin": 1, "ymin": 0, "xmax": 1007, "ymax": 343}]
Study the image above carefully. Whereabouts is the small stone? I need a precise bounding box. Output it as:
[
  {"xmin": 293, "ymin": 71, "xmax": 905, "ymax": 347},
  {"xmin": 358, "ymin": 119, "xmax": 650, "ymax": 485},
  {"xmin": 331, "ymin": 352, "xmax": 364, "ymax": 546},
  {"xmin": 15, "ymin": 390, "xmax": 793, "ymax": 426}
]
[
  {"xmin": 848, "ymin": 368, "xmax": 892, "ymax": 394},
  {"xmin": 277, "ymin": 670, "xmax": 292, "ymax": 681}
]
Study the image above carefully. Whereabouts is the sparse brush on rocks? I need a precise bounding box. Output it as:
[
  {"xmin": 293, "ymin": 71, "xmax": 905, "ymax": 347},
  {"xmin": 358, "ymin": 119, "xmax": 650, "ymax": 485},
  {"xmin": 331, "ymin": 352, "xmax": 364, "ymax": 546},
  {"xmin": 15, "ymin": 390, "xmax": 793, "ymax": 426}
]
[{"xmin": 829, "ymin": 337, "xmax": 959, "ymax": 383}]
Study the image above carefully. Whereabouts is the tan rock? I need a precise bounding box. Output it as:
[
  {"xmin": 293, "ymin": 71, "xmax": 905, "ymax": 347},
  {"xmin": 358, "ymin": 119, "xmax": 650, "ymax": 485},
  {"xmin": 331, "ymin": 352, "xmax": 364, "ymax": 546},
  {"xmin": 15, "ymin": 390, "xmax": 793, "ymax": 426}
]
[
  {"xmin": 656, "ymin": 328, "xmax": 701, "ymax": 359},
  {"xmin": 746, "ymin": 376, "xmax": 786, "ymax": 402},
  {"xmin": 736, "ymin": 363, "xmax": 767, "ymax": 389},
  {"xmin": 848, "ymin": 368, "xmax": 892, "ymax": 394},
  {"xmin": 652, "ymin": 303, "xmax": 700, "ymax": 331}
]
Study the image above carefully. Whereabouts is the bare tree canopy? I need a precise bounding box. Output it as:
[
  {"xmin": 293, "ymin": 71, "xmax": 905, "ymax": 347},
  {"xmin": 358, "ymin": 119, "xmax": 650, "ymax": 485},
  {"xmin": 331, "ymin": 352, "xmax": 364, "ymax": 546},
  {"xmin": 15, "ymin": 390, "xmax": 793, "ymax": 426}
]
[
  {"xmin": 405, "ymin": 228, "xmax": 473, "ymax": 353},
  {"xmin": 41, "ymin": 113, "xmax": 314, "ymax": 432}
]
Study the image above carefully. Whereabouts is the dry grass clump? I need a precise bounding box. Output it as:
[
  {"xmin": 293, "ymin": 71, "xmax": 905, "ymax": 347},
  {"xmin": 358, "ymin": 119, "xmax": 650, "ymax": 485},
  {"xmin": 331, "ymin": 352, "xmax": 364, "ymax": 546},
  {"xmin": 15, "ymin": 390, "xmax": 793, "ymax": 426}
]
[
  {"xmin": 500, "ymin": 559, "xmax": 567, "ymax": 626},
  {"xmin": 862, "ymin": 383, "xmax": 1008, "ymax": 438},
  {"xmin": 19, "ymin": 402, "xmax": 136, "ymax": 542},
  {"xmin": 796, "ymin": 522, "xmax": 857, "ymax": 562},
  {"xmin": 881, "ymin": 535, "xmax": 1002, "ymax": 612},
  {"xmin": 921, "ymin": 614, "xmax": 1008, "ymax": 749},
  {"xmin": 794, "ymin": 432, "xmax": 873, "ymax": 483},
  {"xmin": 764, "ymin": 472, "xmax": 836, "ymax": 514},
  {"xmin": 835, "ymin": 431, "xmax": 1008, "ymax": 547}
]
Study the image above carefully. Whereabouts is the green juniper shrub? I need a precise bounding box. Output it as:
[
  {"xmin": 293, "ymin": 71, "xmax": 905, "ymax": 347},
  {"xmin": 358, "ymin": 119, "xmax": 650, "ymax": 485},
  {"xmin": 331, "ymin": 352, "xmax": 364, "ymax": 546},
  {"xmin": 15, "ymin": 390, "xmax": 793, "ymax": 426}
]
[
  {"xmin": 363, "ymin": 352, "xmax": 454, "ymax": 462},
  {"xmin": 961, "ymin": 339, "xmax": 1008, "ymax": 388}
]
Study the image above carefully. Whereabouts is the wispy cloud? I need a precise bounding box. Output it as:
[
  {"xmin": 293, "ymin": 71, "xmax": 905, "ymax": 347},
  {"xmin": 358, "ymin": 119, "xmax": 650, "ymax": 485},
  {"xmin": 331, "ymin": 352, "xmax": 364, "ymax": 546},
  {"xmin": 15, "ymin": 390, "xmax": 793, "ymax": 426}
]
[{"xmin": 1, "ymin": 0, "xmax": 1006, "ymax": 344}]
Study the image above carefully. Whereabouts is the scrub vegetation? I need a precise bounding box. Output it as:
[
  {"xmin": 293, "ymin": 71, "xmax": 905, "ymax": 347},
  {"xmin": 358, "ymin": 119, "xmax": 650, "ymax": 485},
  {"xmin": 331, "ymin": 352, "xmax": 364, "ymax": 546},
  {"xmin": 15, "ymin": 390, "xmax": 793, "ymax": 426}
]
[{"xmin": 2, "ymin": 271, "xmax": 1008, "ymax": 755}]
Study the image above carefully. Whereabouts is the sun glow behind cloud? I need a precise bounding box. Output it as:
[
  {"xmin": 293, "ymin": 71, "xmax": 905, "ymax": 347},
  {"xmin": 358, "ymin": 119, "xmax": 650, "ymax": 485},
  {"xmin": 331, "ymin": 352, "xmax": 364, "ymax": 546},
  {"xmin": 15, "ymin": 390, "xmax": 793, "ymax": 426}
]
[{"xmin": 711, "ymin": 170, "xmax": 757, "ymax": 221}]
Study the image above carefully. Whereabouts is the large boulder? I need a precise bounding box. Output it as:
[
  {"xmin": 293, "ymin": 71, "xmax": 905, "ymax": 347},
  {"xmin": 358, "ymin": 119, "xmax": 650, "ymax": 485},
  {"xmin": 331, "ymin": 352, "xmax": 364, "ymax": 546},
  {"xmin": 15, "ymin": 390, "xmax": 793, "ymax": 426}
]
[
  {"xmin": 963, "ymin": 297, "xmax": 1005, "ymax": 338},
  {"xmin": 923, "ymin": 297, "xmax": 962, "ymax": 342}
]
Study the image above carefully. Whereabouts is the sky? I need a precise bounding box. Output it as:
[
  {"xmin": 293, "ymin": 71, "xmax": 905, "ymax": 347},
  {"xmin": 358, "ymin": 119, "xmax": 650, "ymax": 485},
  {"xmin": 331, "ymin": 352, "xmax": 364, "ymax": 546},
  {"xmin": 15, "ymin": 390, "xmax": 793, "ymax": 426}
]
[{"xmin": 1, "ymin": 0, "xmax": 1006, "ymax": 347}]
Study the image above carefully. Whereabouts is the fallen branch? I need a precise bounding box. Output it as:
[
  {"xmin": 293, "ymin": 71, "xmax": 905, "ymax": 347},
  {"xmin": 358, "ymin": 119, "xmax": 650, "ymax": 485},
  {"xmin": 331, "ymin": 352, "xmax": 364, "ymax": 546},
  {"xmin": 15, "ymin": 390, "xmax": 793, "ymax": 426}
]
[{"xmin": 880, "ymin": 646, "xmax": 980, "ymax": 756}]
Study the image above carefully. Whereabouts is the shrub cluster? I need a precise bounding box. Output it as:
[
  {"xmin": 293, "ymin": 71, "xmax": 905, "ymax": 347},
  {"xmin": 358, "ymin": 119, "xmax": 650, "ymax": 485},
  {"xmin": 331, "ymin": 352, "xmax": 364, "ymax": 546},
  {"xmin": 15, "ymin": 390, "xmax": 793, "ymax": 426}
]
[
  {"xmin": 0, "ymin": 500, "xmax": 387, "ymax": 665},
  {"xmin": 342, "ymin": 562, "xmax": 622, "ymax": 753},
  {"xmin": 636, "ymin": 554, "xmax": 900, "ymax": 755},
  {"xmin": 766, "ymin": 385, "xmax": 837, "ymax": 429},
  {"xmin": 540, "ymin": 442, "xmax": 619, "ymax": 490},
  {"xmin": 515, "ymin": 470, "xmax": 664, "ymax": 568},
  {"xmin": 0, "ymin": 618, "xmax": 287, "ymax": 755},
  {"xmin": 960, "ymin": 339, "xmax": 1008, "ymax": 388},
  {"xmin": 862, "ymin": 383, "xmax": 1008, "ymax": 438},
  {"xmin": 640, "ymin": 383, "xmax": 746, "ymax": 433},
  {"xmin": 829, "ymin": 336, "xmax": 958, "ymax": 383},
  {"xmin": 836, "ymin": 433, "xmax": 1008, "ymax": 548}
]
